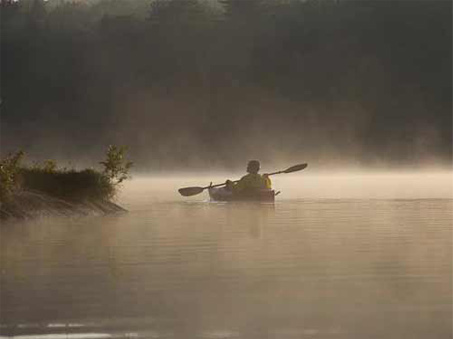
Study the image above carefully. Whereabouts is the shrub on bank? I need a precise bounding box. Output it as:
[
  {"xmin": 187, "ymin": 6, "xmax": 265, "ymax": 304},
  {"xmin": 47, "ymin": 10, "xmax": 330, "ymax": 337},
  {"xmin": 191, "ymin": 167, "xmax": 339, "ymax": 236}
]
[
  {"xmin": 20, "ymin": 168, "xmax": 115, "ymax": 202},
  {"xmin": 0, "ymin": 151, "xmax": 25, "ymax": 201},
  {"xmin": 0, "ymin": 146, "xmax": 132, "ymax": 203}
]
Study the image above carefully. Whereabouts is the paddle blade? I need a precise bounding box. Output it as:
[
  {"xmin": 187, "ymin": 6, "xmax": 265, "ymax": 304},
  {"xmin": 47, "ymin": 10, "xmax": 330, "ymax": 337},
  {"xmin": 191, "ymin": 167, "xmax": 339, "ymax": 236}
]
[
  {"xmin": 178, "ymin": 186, "xmax": 205, "ymax": 197},
  {"xmin": 283, "ymin": 163, "xmax": 308, "ymax": 174}
]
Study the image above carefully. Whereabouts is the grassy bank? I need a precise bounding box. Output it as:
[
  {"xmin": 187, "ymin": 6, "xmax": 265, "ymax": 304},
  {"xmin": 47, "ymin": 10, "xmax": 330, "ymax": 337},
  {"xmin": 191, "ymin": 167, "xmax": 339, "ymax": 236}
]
[
  {"xmin": 0, "ymin": 146, "xmax": 132, "ymax": 220},
  {"xmin": 19, "ymin": 168, "xmax": 114, "ymax": 202}
]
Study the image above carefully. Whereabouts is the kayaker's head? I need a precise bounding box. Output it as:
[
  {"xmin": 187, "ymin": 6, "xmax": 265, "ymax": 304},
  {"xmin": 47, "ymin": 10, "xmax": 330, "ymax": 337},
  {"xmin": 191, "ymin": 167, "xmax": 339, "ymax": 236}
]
[{"xmin": 247, "ymin": 160, "xmax": 260, "ymax": 174}]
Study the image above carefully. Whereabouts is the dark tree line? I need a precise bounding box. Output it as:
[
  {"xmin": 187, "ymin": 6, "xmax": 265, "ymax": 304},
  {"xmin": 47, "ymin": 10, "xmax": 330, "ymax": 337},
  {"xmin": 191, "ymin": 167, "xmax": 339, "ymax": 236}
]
[{"xmin": 1, "ymin": 0, "xmax": 451, "ymax": 170}]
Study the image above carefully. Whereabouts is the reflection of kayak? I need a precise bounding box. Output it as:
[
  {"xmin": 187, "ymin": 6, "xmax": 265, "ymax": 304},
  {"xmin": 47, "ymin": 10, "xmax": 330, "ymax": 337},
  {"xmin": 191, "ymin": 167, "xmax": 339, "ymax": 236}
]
[{"xmin": 208, "ymin": 187, "xmax": 276, "ymax": 202}]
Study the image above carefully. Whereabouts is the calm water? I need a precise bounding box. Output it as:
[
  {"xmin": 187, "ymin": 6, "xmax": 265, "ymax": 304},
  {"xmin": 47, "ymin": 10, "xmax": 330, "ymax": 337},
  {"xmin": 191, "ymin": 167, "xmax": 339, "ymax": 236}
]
[{"xmin": 1, "ymin": 173, "xmax": 452, "ymax": 339}]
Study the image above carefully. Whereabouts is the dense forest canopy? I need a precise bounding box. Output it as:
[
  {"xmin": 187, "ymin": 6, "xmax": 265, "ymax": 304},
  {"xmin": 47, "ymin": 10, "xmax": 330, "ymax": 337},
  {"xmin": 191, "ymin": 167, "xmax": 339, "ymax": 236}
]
[{"xmin": 1, "ymin": 0, "xmax": 451, "ymax": 171}]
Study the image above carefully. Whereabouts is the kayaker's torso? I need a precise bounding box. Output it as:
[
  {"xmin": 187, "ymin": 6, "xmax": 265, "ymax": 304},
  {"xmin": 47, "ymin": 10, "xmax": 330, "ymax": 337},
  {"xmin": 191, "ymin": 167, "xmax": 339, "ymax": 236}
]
[{"xmin": 233, "ymin": 173, "xmax": 271, "ymax": 193}]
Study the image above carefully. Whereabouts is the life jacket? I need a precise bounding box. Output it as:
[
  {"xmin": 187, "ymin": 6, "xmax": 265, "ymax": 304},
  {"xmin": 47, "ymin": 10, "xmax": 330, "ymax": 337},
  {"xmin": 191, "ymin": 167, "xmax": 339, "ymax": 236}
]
[{"xmin": 233, "ymin": 173, "xmax": 271, "ymax": 193}]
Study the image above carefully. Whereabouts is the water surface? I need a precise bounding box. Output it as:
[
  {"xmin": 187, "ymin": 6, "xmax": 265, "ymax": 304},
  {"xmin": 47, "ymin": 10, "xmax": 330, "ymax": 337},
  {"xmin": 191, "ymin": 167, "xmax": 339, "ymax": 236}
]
[{"xmin": 1, "ymin": 173, "xmax": 452, "ymax": 338}]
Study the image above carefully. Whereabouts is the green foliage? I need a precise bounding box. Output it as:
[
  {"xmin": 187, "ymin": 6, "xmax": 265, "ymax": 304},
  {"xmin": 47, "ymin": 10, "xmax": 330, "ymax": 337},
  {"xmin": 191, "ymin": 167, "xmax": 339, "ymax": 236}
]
[
  {"xmin": 42, "ymin": 159, "xmax": 57, "ymax": 173},
  {"xmin": 20, "ymin": 168, "xmax": 115, "ymax": 202},
  {"xmin": 0, "ymin": 151, "xmax": 25, "ymax": 201},
  {"xmin": 100, "ymin": 145, "xmax": 133, "ymax": 185},
  {"xmin": 0, "ymin": 145, "xmax": 133, "ymax": 203},
  {"xmin": 31, "ymin": 159, "xmax": 58, "ymax": 173}
]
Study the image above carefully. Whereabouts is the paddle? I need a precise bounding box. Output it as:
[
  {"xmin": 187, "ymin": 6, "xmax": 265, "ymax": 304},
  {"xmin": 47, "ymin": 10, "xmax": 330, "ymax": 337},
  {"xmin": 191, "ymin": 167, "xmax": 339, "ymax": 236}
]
[{"xmin": 178, "ymin": 163, "xmax": 308, "ymax": 197}]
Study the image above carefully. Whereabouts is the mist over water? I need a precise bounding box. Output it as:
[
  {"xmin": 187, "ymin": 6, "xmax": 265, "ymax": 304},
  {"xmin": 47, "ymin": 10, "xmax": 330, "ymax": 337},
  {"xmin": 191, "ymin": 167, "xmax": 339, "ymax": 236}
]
[
  {"xmin": 1, "ymin": 172, "xmax": 452, "ymax": 338},
  {"xmin": 1, "ymin": 0, "xmax": 452, "ymax": 338},
  {"xmin": 120, "ymin": 171, "xmax": 453, "ymax": 205}
]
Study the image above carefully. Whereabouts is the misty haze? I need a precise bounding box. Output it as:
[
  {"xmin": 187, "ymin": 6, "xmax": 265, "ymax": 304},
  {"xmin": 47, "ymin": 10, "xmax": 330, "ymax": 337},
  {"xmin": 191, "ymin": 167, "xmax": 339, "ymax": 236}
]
[
  {"xmin": 0, "ymin": 0, "xmax": 452, "ymax": 339},
  {"xmin": 1, "ymin": 0, "xmax": 451, "ymax": 169}
]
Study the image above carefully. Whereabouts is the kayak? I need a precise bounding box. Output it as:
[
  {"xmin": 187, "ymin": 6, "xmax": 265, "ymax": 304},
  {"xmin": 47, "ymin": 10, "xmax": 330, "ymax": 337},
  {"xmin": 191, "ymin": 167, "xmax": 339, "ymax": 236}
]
[{"xmin": 208, "ymin": 187, "xmax": 276, "ymax": 202}]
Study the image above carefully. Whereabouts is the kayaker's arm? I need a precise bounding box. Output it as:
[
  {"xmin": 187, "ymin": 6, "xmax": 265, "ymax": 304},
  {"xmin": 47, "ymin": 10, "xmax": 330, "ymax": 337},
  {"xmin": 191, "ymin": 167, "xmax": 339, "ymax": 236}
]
[
  {"xmin": 230, "ymin": 175, "xmax": 248, "ymax": 193},
  {"xmin": 225, "ymin": 179, "xmax": 235, "ymax": 191}
]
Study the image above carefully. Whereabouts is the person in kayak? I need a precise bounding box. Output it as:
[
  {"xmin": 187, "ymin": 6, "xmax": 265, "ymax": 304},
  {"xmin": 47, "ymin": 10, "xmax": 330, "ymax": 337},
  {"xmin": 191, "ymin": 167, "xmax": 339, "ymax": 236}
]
[{"xmin": 226, "ymin": 160, "xmax": 271, "ymax": 193}]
